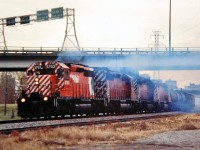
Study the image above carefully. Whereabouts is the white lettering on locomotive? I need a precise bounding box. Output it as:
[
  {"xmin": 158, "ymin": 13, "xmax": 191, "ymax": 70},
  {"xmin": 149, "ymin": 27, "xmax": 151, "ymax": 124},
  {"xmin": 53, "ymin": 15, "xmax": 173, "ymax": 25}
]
[
  {"xmin": 70, "ymin": 74, "xmax": 79, "ymax": 83},
  {"xmin": 34, "ymin": 65, "xmax": 43, "ymax": 69},
  {"xmin": 46, "ymin": 65, "xmax": 55, "ymax": 69}
]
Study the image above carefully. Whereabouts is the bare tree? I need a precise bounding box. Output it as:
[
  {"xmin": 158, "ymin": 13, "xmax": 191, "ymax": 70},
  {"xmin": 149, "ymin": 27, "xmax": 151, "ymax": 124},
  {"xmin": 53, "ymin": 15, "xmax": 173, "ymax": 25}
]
[{"xmin": 0, "ymin": 72, "xmax": 25, "ymax": 104}]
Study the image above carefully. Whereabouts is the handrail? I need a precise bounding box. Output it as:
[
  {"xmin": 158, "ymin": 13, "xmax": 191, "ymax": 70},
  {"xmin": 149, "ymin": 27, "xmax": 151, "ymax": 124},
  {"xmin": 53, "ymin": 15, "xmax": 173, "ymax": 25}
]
[{"xmin": 1, "ymin": 46, "xmax": 200, "ymax": 55}]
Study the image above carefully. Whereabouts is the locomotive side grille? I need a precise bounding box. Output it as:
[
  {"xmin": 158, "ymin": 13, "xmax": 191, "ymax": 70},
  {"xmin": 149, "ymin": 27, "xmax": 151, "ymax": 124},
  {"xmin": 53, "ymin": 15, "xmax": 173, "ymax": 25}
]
[{"xmin": 94, "ymin": 70, "xmax": 107, "ymax": 99}]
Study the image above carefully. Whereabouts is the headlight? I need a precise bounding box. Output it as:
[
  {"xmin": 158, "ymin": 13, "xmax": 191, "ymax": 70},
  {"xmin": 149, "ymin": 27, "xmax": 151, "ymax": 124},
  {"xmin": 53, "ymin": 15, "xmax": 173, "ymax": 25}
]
[
  {"xmin": 21, "ymin": 98, "xmax": 26, "ymax": 103},
  {"xmin": 35, "ymin": 78, "xmax": 39, "ymax": 85},
  {"xmin": 44, "ymin": 97, "xmax": 48, "ymax": 101}
]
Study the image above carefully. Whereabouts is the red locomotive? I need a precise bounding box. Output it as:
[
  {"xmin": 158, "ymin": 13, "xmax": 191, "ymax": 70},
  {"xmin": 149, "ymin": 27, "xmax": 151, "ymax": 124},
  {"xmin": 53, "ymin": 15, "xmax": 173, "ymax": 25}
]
[
  {"xmin": 18, "ymin": 61, "xmax": 95, "ymax": 118},
  {"xmin": 154, "ymin": 82, "xmax": 171, "ymax": 111},
  {"xmin": 17, "ymin": 61, "xmax": 195, "ymax": 119},
  {"xmin": 137, "ymin": 77, "xmax": 155, "ymax": 111}
]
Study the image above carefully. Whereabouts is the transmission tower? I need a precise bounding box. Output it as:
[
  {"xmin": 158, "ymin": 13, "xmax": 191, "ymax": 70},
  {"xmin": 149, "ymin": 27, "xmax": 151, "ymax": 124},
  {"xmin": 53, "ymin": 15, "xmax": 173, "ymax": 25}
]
[
  {"xmin": 62, "ymin": 8, "xmax": 80, "ymax": 51},
  {"xmin": 149, "ymin": 31, "xmax": 165, "ymax": 80},
  {"xmin": 149, "ymin": 31, "xmax": 165, "ymax": 51},
  {"xmin": 0, "ymin": 19, "xmax": 7, "ymax": 51}
]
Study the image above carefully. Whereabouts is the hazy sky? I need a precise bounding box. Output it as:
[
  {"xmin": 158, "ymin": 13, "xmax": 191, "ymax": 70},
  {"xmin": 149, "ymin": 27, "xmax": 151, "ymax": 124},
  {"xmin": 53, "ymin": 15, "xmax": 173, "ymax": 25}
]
[
  {"xmin": 1, "ymin": 0, "xmax": 200, "ymax": 48},
  {"xmin": 0, "ymin": 0, "xmax": 200, "ymax": 88}
]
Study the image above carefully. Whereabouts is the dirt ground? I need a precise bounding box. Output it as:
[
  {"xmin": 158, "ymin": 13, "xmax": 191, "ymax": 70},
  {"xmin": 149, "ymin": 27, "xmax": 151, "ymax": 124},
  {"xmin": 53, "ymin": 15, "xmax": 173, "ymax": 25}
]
[
  {"xmin": 63, "ymin": 130, "xmax": 200, "ymax": 150},
  {"xmin": 132, "ymin": 130, "xmax": 200, "ymax": 150}
]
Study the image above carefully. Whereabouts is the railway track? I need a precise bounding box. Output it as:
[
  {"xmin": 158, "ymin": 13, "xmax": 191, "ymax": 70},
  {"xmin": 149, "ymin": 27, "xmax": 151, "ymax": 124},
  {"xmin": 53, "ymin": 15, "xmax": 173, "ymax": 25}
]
[{"xmin": 0, "ymin": 112, "xmax": 181, "ymax": 134}]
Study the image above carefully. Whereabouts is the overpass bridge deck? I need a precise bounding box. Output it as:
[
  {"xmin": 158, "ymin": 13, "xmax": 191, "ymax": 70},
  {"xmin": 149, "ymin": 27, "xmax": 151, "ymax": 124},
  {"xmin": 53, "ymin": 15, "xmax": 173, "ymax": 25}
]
[{"xmin": 1, "ymin": 47, "xmax": 200, "ymax": 71}]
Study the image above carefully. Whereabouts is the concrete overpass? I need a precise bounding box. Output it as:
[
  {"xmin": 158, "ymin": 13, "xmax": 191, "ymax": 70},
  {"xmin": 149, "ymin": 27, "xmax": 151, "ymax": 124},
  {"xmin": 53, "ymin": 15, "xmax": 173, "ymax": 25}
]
[
  {"xmin": 182, "ymin": 89, "xmax": 200, "ymax": 96},
  {"xmin": 0, "ymin": 47, "xmax": 200, "ymax": 71}
]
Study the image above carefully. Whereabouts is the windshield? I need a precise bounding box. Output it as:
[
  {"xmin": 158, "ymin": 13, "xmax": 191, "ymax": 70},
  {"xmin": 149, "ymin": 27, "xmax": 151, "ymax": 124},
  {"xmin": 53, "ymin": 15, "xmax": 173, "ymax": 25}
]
[{"xmin": 35, "ymin": 69, "xmax": 55, "ymax": 75}]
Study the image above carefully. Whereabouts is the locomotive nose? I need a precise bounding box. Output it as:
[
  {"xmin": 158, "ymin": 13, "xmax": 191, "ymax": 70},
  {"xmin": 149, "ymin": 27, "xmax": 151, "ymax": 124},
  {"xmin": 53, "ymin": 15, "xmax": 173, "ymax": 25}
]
[{"xmin": 36, "ymin": 75, "xmax": 53, "ymax": 97}]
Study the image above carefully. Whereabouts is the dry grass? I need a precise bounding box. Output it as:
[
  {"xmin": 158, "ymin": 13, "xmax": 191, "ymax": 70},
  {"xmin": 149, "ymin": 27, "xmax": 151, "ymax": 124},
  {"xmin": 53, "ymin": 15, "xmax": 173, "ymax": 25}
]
[
  {"xmin": 0, "ymin": 104, "xmax": 20, "ymax": 120},
  {"xmin": 1, "ymin": 113, "xmax": 200, "ymax": 149}
]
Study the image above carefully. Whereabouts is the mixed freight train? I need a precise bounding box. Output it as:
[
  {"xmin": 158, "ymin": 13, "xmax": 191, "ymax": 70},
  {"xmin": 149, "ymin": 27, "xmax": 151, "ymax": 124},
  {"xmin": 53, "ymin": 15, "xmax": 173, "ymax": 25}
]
[{"xmin": 17, "ymin": 61, "xmax": 195, "ymax": 119}]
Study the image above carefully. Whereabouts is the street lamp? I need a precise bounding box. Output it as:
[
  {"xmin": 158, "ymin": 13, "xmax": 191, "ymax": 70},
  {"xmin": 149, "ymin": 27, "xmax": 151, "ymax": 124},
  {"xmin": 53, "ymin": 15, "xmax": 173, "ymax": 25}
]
[
  {"xmin": 169, "ymin": 0, "xmax": 171, "ymax": 52},
  {"xmin": 4, "ymin": 71, "xmax": 7, "ymax": 116}
]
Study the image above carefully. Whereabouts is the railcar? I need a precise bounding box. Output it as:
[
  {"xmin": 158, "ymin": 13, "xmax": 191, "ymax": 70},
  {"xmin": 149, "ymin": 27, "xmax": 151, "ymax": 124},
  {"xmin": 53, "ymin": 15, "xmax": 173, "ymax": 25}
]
[
  {"xmin": 93, "ymin": 68, "xmax": 138, "ymax": 114},
  {"xmin": 169, "ymin": 90, "xmax": 195, "ymax": 111},
  {"xmin": 169, "ymin": 90, "xmax": 180, "ymax": 110},
  {"xmin": 154, "ymin": 82, "xmax": 171, "ymax": 111},
  {"xmin": 137, "ymin": 77, "xmax": 155, "ymax": 111}
]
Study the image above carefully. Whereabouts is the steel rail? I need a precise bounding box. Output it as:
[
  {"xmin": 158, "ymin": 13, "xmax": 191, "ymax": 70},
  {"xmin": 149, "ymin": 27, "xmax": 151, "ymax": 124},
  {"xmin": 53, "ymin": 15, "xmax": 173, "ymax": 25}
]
[{"xmin": 0, "ymin": 112, "xmax": 181, "ymax": 134}]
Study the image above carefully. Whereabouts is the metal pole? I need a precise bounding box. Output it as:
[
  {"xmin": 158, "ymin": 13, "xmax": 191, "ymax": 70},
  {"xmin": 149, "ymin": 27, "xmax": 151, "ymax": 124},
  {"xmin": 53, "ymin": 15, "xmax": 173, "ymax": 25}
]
[
  {"xmin": 4, "ymin": 71, "xmax": 7, "ymax": 116},
  {"xmin": 72, "ymin": 9, "xmax": 80, "ymax": 51},
  {"xmin": 62, "ymin": 8, "xmax": 80, "ymax": 51},
  {"xmin": 169, "ymin": 0, "xmax": 171, "ymax": 52}
]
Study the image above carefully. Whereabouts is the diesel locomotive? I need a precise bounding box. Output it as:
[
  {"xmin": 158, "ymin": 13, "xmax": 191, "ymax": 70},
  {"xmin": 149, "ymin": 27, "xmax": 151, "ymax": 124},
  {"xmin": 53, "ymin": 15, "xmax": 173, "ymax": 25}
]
[{"xmin": 17, "ymin": 61, "xmax": 195, "ymax": 119}]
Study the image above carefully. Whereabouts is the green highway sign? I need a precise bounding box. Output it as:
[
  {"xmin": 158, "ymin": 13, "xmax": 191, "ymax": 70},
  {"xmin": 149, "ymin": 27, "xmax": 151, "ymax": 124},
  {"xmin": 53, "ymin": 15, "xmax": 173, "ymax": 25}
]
[
  {"xmin": 2, "ymin": 7, "xmax": 67, "ymax": 26},
  {"xmin": 37, "ymin": 10, "xmax": 49, "ymax": 21},
  {"xmin": 6, "ymin": 17, "xmax": 16, "ymax": 26},
  {"xmin": 20, "ymin": 15, "xmax": 30, "ymax": 24},
  {"xmin": 51, "ymin": 7, "xmax": 63, "ymax": 19}
]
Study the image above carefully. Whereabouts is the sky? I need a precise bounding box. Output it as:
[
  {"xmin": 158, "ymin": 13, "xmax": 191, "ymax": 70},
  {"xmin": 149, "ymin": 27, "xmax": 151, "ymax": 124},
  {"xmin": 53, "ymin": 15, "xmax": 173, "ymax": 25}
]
[{"xmin": 0, "ymin": 0, "xmax": 200, "ymax": 88}]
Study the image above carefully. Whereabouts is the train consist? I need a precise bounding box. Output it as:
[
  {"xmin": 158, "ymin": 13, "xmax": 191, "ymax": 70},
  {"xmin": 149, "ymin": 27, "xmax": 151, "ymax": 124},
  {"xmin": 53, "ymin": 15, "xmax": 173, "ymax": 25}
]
[{"xmin": 17, "ymin": 61, "xmax": 195, "ymax": 119}]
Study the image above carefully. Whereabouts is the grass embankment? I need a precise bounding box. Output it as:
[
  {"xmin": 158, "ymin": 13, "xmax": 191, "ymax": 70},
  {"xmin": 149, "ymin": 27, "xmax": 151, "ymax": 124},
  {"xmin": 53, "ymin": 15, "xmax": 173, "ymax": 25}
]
[
  {"xmin": 1, "ymin": 113, "xmax": 200, "ymax": 150},
  {"xmin": 0, "ymin": 104, "xmax": 20, "ymax": 120}
]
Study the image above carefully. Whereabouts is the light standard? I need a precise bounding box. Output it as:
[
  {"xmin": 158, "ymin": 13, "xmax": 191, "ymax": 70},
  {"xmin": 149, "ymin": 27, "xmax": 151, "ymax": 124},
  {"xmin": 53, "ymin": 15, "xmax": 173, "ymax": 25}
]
[
  {"xmin": 4, "ymin": 71, "xmax": 7, "ymax": 116},
  {"xmin": 169, "ymin": 0, "xmax": 171, "ymax": 52}
]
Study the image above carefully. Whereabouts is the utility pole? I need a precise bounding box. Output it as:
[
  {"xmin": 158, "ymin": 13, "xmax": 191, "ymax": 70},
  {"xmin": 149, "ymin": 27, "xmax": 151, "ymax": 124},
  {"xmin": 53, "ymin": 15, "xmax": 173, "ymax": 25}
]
[
  {"xmin": 169, "ymin": 0, "xmax": 172, "ymax": 52},
  {"xmin": 4, "ymin": 71, "xmax": 7, "ymax": 116},
  {"xmin": 62, "ymin": 8, "xmax": 80, "ymax": 51}
]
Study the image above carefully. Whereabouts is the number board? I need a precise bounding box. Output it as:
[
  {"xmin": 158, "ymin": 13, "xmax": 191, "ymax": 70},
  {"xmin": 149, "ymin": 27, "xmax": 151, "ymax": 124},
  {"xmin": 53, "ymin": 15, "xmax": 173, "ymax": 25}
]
[
  {"xmin": 6, "ymin": 17, "xmax": 16, "ymax": 26},
  {"xmin": 51, "ymin": 7, "xmax": 63, "ymax": 19},
  {"xmin": 37, "ymin": 10, "xmax": 49, "ymax": 21},
  {"xmin": 20, "ymin": 15, "xmax": 30, "ymax": 24}
]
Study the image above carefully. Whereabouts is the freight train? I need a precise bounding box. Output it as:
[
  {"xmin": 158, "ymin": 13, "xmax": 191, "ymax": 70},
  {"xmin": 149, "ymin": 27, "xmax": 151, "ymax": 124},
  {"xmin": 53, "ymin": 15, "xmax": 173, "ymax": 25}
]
[{"xmin": 17, "ymin": 61, "xmax": 195, "ymax": 119}]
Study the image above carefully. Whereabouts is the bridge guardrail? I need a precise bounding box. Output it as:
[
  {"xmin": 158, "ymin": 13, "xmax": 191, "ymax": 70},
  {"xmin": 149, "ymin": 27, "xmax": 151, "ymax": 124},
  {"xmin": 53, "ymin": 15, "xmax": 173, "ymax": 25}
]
[{"xmin": 0, "ymin": 46, "xmax": 200, "ymax": 55}]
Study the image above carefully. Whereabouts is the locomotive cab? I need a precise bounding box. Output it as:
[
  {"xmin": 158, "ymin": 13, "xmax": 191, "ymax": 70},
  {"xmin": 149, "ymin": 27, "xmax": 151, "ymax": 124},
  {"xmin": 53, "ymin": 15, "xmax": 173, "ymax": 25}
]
[{"xmin": 17, "ymin": 61, "xmax": 70, "ymax": 118}]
